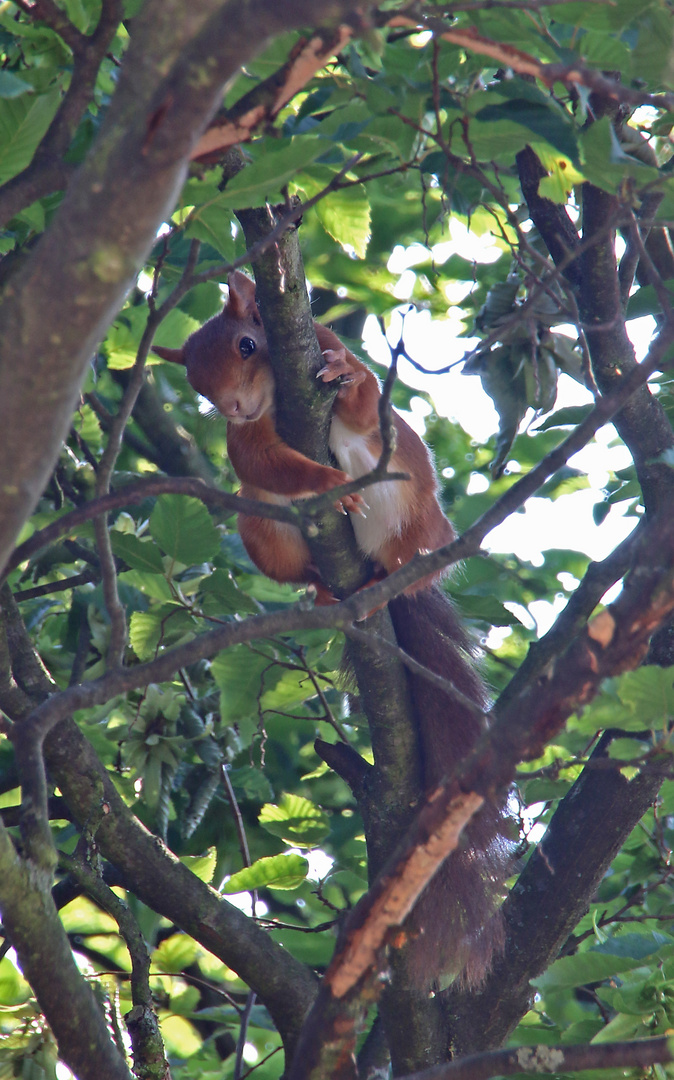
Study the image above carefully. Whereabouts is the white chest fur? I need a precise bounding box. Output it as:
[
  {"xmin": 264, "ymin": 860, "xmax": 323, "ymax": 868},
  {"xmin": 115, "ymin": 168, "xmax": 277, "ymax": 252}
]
[{"xmin": 329, "ymin": 415, "xmax": 409, "ymax": 556}]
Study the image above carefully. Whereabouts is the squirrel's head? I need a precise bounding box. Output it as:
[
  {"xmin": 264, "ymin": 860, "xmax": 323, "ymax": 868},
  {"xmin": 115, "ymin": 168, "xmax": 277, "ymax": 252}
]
[{"xmin": 153, "ymin": 271, "xmax": 274, "ymax": 423}]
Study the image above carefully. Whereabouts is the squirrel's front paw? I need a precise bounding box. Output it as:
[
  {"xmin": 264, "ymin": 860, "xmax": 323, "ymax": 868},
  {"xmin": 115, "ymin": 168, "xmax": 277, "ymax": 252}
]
[
  {"xmin": 317, "ymin": 348, "xmax": 365, "ymax": 388},
  {"xmin": 337, "ymin": 491, "xmax": 368, "ymax": 517},
  {"xmin": 320, "ymin": 466, "xmax": 368, "ymax": 517}
]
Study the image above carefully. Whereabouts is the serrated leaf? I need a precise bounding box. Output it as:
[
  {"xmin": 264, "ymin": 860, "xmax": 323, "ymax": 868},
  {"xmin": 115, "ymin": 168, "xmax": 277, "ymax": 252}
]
[
  {"xmin": 200, "ymin": 569, "xmax": 258, "ymax": 614},
  {"xmin": 316, "ymin": 184, "xmax": 371, "ymax": 258},
  {"xmin": 149, "ymin": 495, "xmax": 220, "ymax": 566},
  {"xmin": 616, "ymin": 667, "xmax": 674, "ymax": 725},
  {"xmin": 261, "ymin": 668, "xmax": 315, "ymax": 712},
  {"xmin": 533, "ymin": 935, "xmax": 674, "ymax": 990},
  {"xmin": 151, "ymin": 933, "xmax": 198, "ymax": 974},
  {"xmin": 259, "ymin": 794, "xmax": 329, "ymax": 849},
  {"xmin": 180, "ymin": 850, "xmax": 217, "ymax": 884},
  {"xmin": 219, "ymin": 136, "xmax": 327, "ymax": 208},
  {"xmin": 151, "ymin": 309, "xmax": 200, "ymax": 350},
  {"xmin": 110, "ymin": 532, "xmax": 166, "ymax": 574},
  {"xmin": 129, "ymin": 611, "xmax": 163, "ymax": 661},
  {"xmin": 475, "ymin": 99, "xmax": 579, "ymax": 165},
  {"xmin": 223, "ymin": 853, "xmax": 309, "ymax": 893},
  {"xmin": 211, "ymin": 644, "xmax": 270, "ymax": 723}
]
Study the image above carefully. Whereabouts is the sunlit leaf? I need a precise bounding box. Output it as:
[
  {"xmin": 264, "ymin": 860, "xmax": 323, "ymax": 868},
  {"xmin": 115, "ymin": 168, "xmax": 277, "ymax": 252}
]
[
  {"xmin": 259, "ymin": 794, "xmax": 329, "ymax": 848},
  {"xmin": 223, "ymin": 853, "xmax": 309, "ymax": 893}
]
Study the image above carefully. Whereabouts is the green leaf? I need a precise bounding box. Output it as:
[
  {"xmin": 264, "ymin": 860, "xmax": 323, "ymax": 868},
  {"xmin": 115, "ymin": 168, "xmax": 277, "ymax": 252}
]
[
  {"xmin": 591, "ymin": 1012, "xmax": 646, "ymax": 1043},
  {"xmin": 580, "ymin": 116, "xmax": 659, "ymax": 193},
  {"xmin": 474, "ymin": 99, "xmax": 578, "ymax": 165},
  {"xmin": 521, "ymin": 778, "xmax": 572, "ymax": 803},
  {"xmin": 110, "ymin": 532, "xmax": 166, "ymax": 574},
  {"xmin": 455, "ymin": 594, "xmax": 523, "ymax": 626},
  {"xmin": 534, "ymin": 936, "xmax": 674, "ymax": 990},
  {"xmin": 149, "ymin": 495, "xmax": 220, "ymax": 565},
  {"xmin": 119, "ymin": 569, "xmax": 173, "ymax": 602},
  {"xmin": 593, "ymin": 932, "xmax": 674, "ymax": 960},
  {"xmin": 180, "ymin": 850, "xmax": 217, "ymax": 884},
  {"xmin": 0, "ymin": 88, "xmax": 60, "ymax": 184},
  {"xmin": 548, "ymin": 0, "xmax": 654, "ymax": 32},
  {"xmin": 536, "ymin": 405, "xmax": 594, "ymax": 431},
  {"xmin": 219, "ymin": 137, "xmax": 327, "ymax": 208},
  {"xmin": 259, "ymin": 793, "xmax": 330, "ymax": 849},
  {"xmin": 616, "ymin": 667, "xmax": 674, "ymax": 726},
  {"xmin": 128, "ymin": 606, "xmax": 194, "ymax": 661},
  {"xmin": 315, "ymin": 184, "xmax": 371, "ymax": 258},
  {"xmin": 608, "ymin": 737, "xmax": 649, "ymax": 761},
  {"xmin": 151, "ymin": 933, "xmax": 198, "ymax": 974},
  {"xmin": 211, "ymin": 644, "xmax": 270, "ymax": 723},
  {"xmin": 0, "ymin": 957, "xmax": 31, "ymax": 1006},
  {"xmin": 151, "ymin": 309, "xmax": 200, "ymax": 350},
  {"xmin": 627, "ymin": 283, "xmax": 674, "ymax": 320},
  {"xmin": 169, "ymin": 985, "xmax": 201, "ymax": 1016},
  {"xmin": 185, "ymin": 204, "xmax": 237, "ymax": 260},
  {"xmin": 129, "ymin": 611, "xmax": 164, "ymax": 661},
  {"xmin": 631, "ymin": 8, "xmax": 674, "ymax": 86},
  {"xmin": 261, "ymin": 668, "xmax": 317, "ymax": 712},
  {"xmin": 0, "ymin": 71, "xmax": 32, "ymax": 99},
  {"xmin": 200, "ymin": 568, "xmax": 258, "ymax": 614},
  {"xmin": 222, "ymin": 853, "xmax": 309, "ymax": 893}
]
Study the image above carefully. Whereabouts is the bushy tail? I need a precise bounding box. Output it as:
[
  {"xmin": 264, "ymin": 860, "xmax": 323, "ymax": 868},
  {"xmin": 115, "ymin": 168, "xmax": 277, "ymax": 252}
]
[{"xmin": 388, "ymin": 587, "xmax": 512, "ymax": 989}]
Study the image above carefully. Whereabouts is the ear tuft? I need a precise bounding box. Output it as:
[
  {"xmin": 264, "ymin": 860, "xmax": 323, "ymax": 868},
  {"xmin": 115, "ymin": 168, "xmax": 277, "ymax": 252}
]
[
  {"xmin": 152, "ymin": 345, "xmax": 186, "ymax": 366},
  {"xmin": 226, "ymin": 271, "xmax": 259, "ymax": 319}
]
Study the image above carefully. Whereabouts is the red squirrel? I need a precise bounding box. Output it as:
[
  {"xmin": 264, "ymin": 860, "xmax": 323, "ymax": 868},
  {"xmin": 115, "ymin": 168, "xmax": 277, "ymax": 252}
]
[
  {"xmin": 154, "ymin": 271, "xmax": 510, "ymax": 987},
  {"xmin": 155, "ymin": 271, "xmax": 455, "ymax": 603}
]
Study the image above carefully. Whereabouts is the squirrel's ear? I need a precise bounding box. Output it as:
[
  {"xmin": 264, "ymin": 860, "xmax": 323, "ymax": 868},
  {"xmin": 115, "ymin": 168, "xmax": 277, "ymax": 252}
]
[
  {"xmin": 226, "ymin": 271, "xmax": 259, "ymax": 319},
  {"xmin": 152, "ymin": 345, "xmax": 186, "ymax": 365}
]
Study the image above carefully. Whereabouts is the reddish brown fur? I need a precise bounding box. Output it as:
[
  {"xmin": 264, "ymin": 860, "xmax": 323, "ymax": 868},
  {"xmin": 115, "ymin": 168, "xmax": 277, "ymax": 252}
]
[{"xmin": 155, "ymin": 271, "xmax": 455, "ymax": 597}]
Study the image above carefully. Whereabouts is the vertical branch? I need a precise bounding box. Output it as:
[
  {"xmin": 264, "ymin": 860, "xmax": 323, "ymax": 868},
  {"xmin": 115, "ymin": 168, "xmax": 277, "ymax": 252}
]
[
  {"xmin": 220, "ymin": 763, "xmax": 258, "ymax": 1080},
  {"xmin": 64, "ymin": 841, "xmax": 171, "ymax": 1080},
  {"xmin": 93, "ymin": 240, "xmax": 201, "ymax": 668}
]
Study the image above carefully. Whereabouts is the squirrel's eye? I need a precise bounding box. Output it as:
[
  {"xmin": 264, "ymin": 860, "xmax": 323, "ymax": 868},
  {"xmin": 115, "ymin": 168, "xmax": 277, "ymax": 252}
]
[{"xmin": 239, "ymin": 337, "xmax": 256, "ymax": 359}]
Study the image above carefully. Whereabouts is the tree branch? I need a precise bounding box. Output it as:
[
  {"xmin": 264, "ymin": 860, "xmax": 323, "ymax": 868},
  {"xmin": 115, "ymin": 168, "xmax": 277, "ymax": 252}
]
[
  {"xmin": 399, "ymin": 1035, "xmax": 674, "ymax": 1080},
  {"xmin": 0, "ymin": 0, "xmax": 364, "ymax": 576},
  {"xmin": 0, "ymin": 816, "xmax": 132, "ymax": 1080}
]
